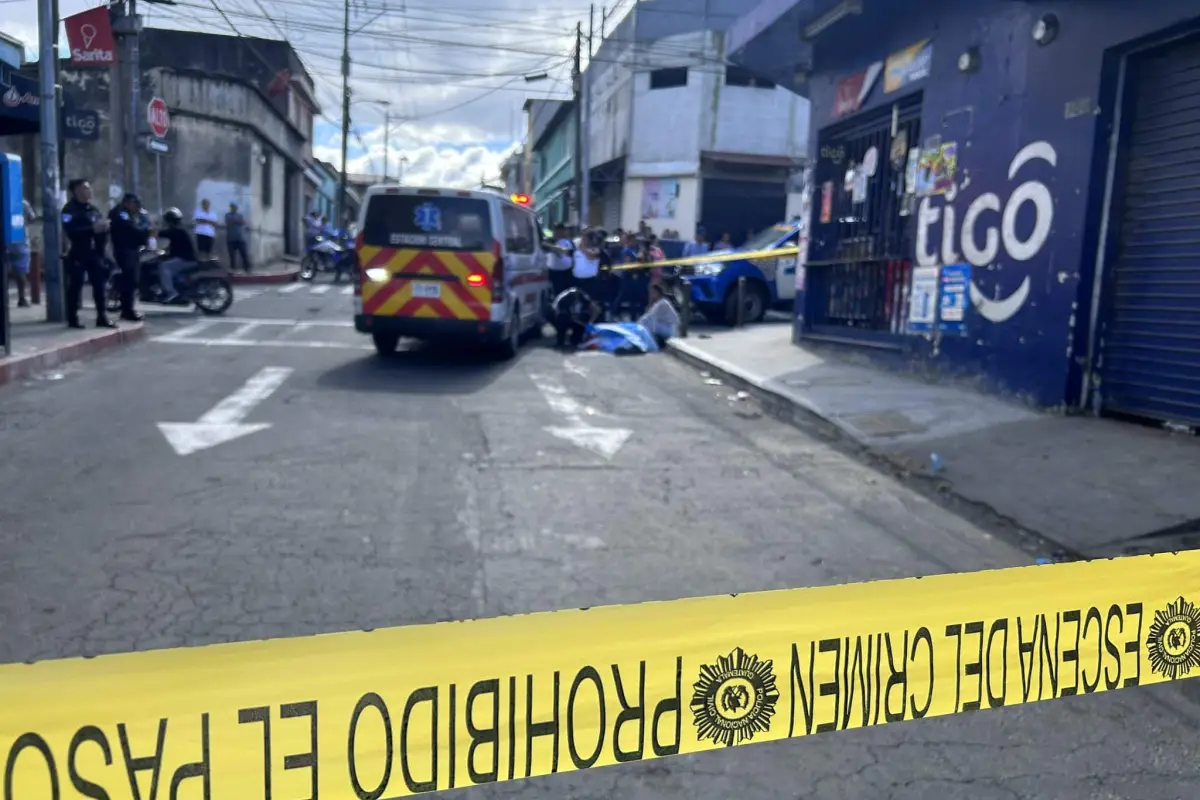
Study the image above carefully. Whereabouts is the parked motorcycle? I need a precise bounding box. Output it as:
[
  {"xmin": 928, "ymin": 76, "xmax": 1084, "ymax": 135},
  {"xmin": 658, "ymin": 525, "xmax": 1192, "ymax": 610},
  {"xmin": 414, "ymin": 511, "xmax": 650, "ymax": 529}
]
[
  {"xmin": 300, "ymin": 231, "xmax": 355, "ymax": 282},
  {"xmin": 105, "ymin": 248, "xmax": 234, "ymax": 316}
]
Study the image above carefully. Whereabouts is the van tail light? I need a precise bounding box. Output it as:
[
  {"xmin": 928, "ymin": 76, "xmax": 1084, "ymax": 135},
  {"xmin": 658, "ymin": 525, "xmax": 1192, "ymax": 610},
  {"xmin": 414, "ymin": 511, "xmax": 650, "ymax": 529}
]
[
  {"xmin": 465, "ymin": 273, "xmax": 486, "ymax": 288},
  {"xmin": 353, "ymin": 233, "xmax": 364, "ymax": 296},
  {"xmin": 490, "ymin": 239, "xmax": 505, "ymax": 301}
]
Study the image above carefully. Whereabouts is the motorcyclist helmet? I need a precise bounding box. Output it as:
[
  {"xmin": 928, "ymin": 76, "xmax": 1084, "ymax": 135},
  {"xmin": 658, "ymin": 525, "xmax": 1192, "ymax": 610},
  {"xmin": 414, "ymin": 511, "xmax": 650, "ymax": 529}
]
[{"xmin": 162, "ymin": 207, "xmax": 183, "ymax": 225}]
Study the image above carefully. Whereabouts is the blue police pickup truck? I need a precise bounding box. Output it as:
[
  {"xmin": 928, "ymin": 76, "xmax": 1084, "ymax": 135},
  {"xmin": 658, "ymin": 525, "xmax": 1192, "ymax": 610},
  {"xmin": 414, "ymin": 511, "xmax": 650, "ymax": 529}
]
[{"xmin": 676, "ymin": 220, "xmax": 803, "ymax": 325}]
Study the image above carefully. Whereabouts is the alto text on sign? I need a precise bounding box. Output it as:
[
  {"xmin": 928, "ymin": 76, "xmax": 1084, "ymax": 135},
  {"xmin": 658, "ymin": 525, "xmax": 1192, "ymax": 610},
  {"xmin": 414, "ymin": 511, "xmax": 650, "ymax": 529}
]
[{"xmin": 147, "ymin": 97, "xmax": 170, "ymax": 139}]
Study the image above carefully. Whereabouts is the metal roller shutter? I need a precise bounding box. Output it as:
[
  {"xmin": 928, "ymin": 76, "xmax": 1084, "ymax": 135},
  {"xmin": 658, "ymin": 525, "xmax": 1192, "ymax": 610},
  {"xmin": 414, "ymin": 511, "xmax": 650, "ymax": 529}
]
[{"xmin": 1101, "ymin": 34, "xmax": 1200, "ymax": 425}]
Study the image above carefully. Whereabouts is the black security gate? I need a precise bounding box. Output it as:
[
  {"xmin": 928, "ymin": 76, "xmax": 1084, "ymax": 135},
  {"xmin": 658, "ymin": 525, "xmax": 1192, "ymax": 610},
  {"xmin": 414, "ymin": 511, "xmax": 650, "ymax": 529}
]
[
  {"xmin": 806, "ymin": 94, "xmax": 922, "ymax": 335},
  {"xmin": 1100, "ymin": 34, "xmax": 1200, "ymax": 425}
]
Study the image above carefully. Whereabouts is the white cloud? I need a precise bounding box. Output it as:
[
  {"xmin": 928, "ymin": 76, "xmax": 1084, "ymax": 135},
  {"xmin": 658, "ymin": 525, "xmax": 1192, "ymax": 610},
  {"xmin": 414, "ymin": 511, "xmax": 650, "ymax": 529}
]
[{"xmin": 3, "ymin": 0, "xmax": 595, "ymax": 188}]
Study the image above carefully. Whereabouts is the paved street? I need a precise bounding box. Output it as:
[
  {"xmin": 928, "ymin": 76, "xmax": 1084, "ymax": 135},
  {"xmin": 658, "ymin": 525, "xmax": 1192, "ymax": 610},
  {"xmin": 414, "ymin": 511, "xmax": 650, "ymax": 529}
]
[{"xmin": 1, "ymin": 279, "xmax": 1198, "ymax": 800}]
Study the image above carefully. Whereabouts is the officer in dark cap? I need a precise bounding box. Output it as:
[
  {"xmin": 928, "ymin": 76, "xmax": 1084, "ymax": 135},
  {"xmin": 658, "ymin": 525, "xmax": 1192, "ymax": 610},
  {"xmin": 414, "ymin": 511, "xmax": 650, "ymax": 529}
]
[
  {"xmin": 61, "ymin": 178, "xmax": 115, "ymax": 328},
  {"xmin": 107, "ymin": 192, "xmax": 151, "ymax": 321}
]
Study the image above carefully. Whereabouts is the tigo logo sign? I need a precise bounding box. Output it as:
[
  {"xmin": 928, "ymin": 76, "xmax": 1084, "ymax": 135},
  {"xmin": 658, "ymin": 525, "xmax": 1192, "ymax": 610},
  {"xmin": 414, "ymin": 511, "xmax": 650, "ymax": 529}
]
[{"xmin": 65, "ymin": 7, "xmax": 117, "ymax": 68}]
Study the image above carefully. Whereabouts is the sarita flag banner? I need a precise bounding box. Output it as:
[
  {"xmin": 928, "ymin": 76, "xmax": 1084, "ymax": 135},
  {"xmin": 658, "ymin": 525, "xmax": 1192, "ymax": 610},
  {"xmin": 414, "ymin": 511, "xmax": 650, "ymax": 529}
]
[{"xmin": 3, "ymin": 552, "xmax": 1199, "ymax": 797}]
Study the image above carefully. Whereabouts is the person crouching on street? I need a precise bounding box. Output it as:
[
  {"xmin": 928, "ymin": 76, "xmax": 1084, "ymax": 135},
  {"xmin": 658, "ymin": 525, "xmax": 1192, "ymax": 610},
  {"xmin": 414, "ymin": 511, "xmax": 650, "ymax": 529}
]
[
  {"xmin": 551, "ymin": 284, "xmax": 600, "ymax": 350},
  {"xmin": 638, "ymin": 282, "xmax": 680, "ymax": 349}
]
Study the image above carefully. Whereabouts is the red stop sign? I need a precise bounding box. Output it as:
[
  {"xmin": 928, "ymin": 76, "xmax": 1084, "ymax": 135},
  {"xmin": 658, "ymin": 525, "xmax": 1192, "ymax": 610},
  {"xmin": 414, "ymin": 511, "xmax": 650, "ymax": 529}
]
[{"xmin": 147, "ymin": 97, "xmax": 169, "ymax": 138}]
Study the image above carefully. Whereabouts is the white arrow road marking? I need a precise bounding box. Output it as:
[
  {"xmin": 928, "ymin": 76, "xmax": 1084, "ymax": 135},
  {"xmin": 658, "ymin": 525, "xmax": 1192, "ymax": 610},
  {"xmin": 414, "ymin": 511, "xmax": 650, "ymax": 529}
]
[
  {"xmin": 530, "ymin": 373, "xmax": 631, "ymax": 460},
  {"xmin": 158, "ymin": 366, "xmax": 293, "ymax": 456}
]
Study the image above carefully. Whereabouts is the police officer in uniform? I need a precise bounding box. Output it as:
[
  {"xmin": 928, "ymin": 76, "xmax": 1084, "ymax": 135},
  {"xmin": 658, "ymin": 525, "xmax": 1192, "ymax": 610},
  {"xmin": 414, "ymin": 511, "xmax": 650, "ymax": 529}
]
[
  {"xmin": 61, "ymin": 178, "xmax": 115, "ymax": 329},
  {"xmin": 107, "ymin": 193, "xmax": 151, "ymax": 321}
]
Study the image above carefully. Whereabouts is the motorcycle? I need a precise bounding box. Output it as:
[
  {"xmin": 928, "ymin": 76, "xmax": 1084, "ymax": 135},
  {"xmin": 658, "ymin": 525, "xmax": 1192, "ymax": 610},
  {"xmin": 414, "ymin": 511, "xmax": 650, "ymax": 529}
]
[
  {"xmin": 300, "ymin": 231, "xmax": 355, "ymax": 282},
  {"xmin": 105, "ymin": 248, "xmax": 234, "ymax": 316}
]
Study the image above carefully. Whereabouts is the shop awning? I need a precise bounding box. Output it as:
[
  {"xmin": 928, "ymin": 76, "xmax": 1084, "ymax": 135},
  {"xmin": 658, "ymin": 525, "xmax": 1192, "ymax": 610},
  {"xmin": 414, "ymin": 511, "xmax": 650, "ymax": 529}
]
[{"xmin": 0, "ymin": 69, "xmax": 40, "ymax": 136}]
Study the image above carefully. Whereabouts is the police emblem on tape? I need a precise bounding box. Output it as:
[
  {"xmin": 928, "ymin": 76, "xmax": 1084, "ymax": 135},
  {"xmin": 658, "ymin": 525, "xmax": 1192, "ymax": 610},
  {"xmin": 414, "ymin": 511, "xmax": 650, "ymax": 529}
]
[
  {"xmin": 1146, "ymin": 596, "xmax": 1200, "ymax": 680},
  {"xmin": 690, "ymin": 647, "xmax": 779, "ymax": 747}
]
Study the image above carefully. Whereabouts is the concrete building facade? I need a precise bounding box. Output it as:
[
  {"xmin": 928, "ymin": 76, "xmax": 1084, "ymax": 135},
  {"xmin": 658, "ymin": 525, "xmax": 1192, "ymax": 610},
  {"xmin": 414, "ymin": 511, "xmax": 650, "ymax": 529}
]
[
  {"xmin": 728, "ymin": 0, "xmax": 1200, "ymax": 426},
  {"xmin": 0, "ymin": 28, "xmax": 319, "ymax": 267}
]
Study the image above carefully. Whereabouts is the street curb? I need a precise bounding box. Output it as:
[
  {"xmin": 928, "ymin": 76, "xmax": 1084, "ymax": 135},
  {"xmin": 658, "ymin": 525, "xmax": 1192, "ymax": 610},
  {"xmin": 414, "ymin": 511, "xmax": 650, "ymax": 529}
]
[
  {"xmin": 0, "ymin": 324, "xmax": 145, "ymax": 388},
  {"xmin": 664, "ymin": 337, "xmax": 1080, "ymax": 561},
  {"xmin": 666, "ymin": 339, "xmax": 1200, "ymax": 722},
  {"xmin": 230, "ymin": 270, "xmax": 299, "ymax": 285}
]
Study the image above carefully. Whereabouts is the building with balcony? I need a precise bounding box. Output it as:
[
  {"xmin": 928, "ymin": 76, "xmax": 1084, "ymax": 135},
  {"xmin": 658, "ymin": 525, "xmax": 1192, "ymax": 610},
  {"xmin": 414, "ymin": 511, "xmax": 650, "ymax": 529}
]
[
  {"xmin": 526, "ymin": 97, "xmax": 576, "ymax": 226},
  {"xmin": 728, "ymin": 0, "xmax": 1200, "ymax": 427}
]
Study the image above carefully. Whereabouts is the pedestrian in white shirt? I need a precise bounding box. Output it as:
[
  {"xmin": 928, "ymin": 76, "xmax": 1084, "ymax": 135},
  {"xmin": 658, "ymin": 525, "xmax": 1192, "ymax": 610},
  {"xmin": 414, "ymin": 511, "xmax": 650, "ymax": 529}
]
[
  {"xmin": 638, "ymin": 283, "xmax": 680, "ymax": 348},
  {"xmin": 572, "ymin": 227, "xmax": 602, "ymax": 300},
  {"xmin": 193, "ymin": 198, "xmax": 218, "ymax": 257}
]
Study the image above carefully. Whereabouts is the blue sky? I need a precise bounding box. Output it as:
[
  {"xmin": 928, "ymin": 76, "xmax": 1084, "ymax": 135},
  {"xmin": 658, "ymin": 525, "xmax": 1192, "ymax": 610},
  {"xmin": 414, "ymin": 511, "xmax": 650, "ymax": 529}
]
[{"xmin": 4, "ymin": 0, "xmax": 609, "ymax": 187}]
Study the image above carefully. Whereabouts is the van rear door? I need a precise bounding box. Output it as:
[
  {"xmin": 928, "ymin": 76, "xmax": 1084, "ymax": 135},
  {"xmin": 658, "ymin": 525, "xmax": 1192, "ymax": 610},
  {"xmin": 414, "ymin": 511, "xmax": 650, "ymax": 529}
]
[{"xmin": 358, "ymin": 192, "xmax": 498, "ymax": 321}]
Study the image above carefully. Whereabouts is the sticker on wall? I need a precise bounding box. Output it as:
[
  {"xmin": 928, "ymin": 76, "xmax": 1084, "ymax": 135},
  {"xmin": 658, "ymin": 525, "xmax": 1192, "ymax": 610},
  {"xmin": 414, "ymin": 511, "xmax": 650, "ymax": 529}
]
[
  {"xmin": 908, "ymin": 266, "xmax": 939, "ymax": 334},
  {"xmin": 885, "ymin": 39, "xmax": 933, "ymax": 94},
  {"xmin": 905, "ymin": 146, "xmax": 920, "ymax": 194},
  {"xmin": 819, "ymin": 143, "xmax": 846, "ymax": 164},
  {"xmin": 861, "ymin": 146, "xmax": 879, "ymax": 178},
  {"xmin": 938, "ymin": 263, "xmax": 971, "ymax": 335},
  {"xmin": 833, "ymin": 61, "xmax": 884, "ymax": 118},
  {"xmin": 890, "ymin": 131, "xmax": 909, "ymax": 171},
  {"xmin": 820, "ymin": 182, "xmax": 833, "ymax": 224},
  {"xmin": 915, "ymin": 142, "xmax": 958, "ymax": 197},
  {"xmin": 852, "ymin": 170, "xmax": 869, "ymax": 204}
]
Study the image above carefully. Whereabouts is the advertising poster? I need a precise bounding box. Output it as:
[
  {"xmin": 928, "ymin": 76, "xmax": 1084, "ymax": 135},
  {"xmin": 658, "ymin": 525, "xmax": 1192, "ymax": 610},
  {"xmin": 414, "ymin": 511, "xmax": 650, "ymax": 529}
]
[
  {"xmin": 938, "ymin": 263, "xmax": 971, "ymax": 334},
  {"xmin": 820, "ymin": 182, "xmax": 833, "ymax": 224},
  {"xmin": 640, "ymin": 178, "xmax": 680, "ymax": 219},
  {"xmin": 907, "ymin": 266, "xmax": 939, "ymax": 333},
  {"xmin": 915, "ymin": 142, "xmax": 958, "ymax": 197},
  {"xmin": 833, "ymin": 62, "xmax": 883, "ymax": 118},
  {"xmin": 885, "ymin": 39, "xmax": 933, "ymax": 94}
]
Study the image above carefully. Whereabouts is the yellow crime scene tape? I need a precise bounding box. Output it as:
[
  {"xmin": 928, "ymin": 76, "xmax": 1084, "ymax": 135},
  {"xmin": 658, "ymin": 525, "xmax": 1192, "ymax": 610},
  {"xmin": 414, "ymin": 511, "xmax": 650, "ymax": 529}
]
[
  {"xmin": 3, "ymin": 553, "xmax": 1200, "ymax": 798},
  {"xmin": 564, "ymin": 245, "xmax": 802, "ymax": 273}
]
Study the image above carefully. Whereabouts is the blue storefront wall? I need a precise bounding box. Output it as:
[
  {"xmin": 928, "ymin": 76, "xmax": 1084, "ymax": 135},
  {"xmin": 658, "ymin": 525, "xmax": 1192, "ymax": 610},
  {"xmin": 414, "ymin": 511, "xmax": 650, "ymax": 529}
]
[{"xmin": 737, "ymin": 0, "xmax": 1200, "ymax": 408}]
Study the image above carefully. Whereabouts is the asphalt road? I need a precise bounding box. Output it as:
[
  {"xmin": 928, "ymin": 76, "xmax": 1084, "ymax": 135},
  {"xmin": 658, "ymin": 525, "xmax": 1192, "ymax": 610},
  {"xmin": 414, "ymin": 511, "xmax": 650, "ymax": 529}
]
[{"xmin": 1, "ymin": 279, "xmax": 1198, "ymax": 800}]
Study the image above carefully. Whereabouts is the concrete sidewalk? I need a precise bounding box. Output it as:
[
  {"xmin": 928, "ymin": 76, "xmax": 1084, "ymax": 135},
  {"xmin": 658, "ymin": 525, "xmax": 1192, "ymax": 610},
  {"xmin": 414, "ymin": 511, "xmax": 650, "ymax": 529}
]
[
  {"xmin": 668, "ymin": 323, "xmax": 1200, "ymax": 559},
  {"xmin": 2, "ymin": 302, "xmax": 144, "ymax": 387}
]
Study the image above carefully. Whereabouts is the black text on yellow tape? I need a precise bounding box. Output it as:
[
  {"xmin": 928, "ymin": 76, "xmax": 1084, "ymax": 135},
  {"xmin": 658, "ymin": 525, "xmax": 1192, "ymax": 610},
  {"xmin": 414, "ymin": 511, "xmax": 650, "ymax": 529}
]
[{"xmin": 3, "ymin": 553, "xmax": 1200, "ymax": 798}]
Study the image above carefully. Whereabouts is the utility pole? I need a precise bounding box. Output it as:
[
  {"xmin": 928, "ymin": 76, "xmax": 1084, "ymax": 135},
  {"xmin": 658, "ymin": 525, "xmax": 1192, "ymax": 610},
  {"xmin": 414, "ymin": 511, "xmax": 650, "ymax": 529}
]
[
  {"xmin": 53, "ymin": 0, "xmax": 64, "ymax": 181},
  {"xmin": 127, "ymin": 0, "xmax": 141, "ymax": 195},
  {"xmin": 38, "ymin": 0, "xmax": 64, "ymax": 322},
  {"xmin": 336, "ymin": 0, "xmax": 351, "ymax": 227},
  {"xmin": 581, "ymin": 5, "xmax": 594, "ymax": 227},
  {"xmin": 571, "ymin": 22, "xmax": 582, "ymax": 229}
]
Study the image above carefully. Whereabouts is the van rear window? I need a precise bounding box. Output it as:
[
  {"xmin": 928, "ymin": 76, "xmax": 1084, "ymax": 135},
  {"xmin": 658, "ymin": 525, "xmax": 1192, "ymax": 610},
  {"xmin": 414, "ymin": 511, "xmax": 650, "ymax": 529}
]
[{"xmin": 361, "ymin": 195, "xmax": 492, "ymax": 250}]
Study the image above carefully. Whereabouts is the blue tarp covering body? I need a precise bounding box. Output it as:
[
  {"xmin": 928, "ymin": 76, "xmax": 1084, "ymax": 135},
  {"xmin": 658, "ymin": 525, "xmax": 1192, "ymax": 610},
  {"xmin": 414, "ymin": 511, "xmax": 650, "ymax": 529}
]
[{"xmin": 582, "ymin": 322, "xmax": 660, "ymax": 354}]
